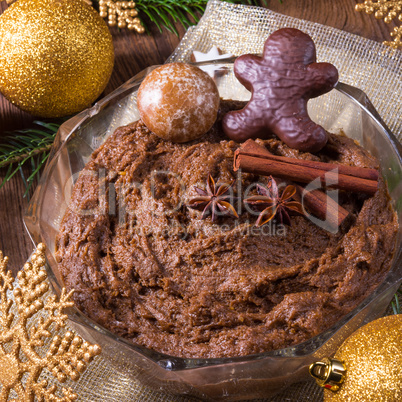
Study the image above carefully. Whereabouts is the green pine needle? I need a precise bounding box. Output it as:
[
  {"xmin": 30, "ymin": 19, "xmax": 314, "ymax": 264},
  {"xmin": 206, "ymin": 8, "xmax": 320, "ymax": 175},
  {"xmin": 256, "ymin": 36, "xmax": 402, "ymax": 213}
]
[
  {"xmin": 391, "ymin": 289, "xmax": 402, "ymax": 315},
  {"xmin": 0, "ymin": 121, "xmax": 61, "ymax": 197}
]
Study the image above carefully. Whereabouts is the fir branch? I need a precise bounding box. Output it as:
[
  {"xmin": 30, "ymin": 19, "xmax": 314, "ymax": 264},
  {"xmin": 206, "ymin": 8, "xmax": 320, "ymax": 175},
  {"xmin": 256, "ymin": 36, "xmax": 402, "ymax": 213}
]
[
  {"xmin": 139, "ymin": 0, "xmax": 270, "ymax": 34},
  {"xmin": 0, "ymin": 121, "xmax": 62, "ymax": 196},
  {"xmin": 96, "ymin": 0, "xmax": 268, "ymax": 34}
]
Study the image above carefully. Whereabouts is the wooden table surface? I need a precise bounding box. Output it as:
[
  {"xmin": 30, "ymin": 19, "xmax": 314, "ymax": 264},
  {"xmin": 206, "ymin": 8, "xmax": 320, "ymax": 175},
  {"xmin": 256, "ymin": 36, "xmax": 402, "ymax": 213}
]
[{"xmin": 0, "ymin": 0, "xmax": 398, "ymax": 275}]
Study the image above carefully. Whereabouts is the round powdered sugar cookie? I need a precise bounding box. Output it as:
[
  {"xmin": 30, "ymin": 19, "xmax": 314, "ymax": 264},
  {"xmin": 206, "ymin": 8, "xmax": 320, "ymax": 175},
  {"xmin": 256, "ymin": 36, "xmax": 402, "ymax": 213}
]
[{"xmin": 137, "ymin": 63, "xmax": 220, "ymax": 143}]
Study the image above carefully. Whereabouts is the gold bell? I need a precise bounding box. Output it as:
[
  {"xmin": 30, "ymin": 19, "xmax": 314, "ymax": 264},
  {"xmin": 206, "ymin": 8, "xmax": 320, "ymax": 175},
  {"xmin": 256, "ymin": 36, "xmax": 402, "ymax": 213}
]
[{"xmin": 309, "ymin": 357, "xmax": 346, "ymax": 392}]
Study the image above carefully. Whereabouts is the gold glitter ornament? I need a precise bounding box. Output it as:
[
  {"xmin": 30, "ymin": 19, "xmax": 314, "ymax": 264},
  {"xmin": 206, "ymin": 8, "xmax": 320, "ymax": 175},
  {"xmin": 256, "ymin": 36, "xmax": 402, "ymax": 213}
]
[
  {"xmin": 315, "ymin": 315, "xmax": 402, "ymax": 401},
  {"xmin": 0, "ymin": 243, "xmax": 101, "ymax": 401},
  {"xmin": 356, "ymin": 1, "xmax": 402, "ymax": 49},
  {"xmin": 0, "ymin": 0, "xmax": 115, "ymax": 118}
]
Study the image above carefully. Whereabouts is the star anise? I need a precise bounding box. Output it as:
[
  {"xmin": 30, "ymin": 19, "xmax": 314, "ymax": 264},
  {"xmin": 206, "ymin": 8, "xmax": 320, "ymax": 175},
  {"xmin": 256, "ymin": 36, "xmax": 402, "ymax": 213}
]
[
  {"xmin": 244, "ymin": 176, "xmax": 304, "ymax": 226},
  {"xmin": 187, "ymin": 175, "xmax": 239, "ymax": 222}
]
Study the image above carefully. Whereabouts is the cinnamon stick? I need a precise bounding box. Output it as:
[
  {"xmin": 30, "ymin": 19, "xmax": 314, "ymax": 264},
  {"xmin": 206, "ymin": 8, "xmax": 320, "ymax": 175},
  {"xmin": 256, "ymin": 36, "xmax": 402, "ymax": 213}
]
[
  {"xmin": 235, "ymin": 148, "xmax": 379, "ymax": 181},
  {"xmin": 293, "ymin": 186, "xmax": 349, "ymax": 228},
  {"xmin": 235, "ymin": 139, "xmax": 351, "ymax": 228},
  {"xmin": 234, "ymin": 140, "xmax": 378, "ymax": 196}
]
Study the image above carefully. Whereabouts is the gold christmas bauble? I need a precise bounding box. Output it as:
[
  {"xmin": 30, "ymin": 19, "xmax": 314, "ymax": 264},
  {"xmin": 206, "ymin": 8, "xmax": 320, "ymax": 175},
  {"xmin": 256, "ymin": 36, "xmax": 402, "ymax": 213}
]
[
  {"xmin": 324, "ymin": 315, "xmax": 402, "ymax": 401},
  {"xmin": 0, "ymin": 0, "xmax": 114, "ymax": 118}
]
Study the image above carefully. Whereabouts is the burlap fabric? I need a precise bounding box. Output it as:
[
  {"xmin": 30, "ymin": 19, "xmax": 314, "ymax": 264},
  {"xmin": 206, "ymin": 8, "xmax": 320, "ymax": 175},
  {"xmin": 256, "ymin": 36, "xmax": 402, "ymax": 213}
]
[{"xmin": 10, "ymin": 1, "xmax": 401, "ymax": 401}]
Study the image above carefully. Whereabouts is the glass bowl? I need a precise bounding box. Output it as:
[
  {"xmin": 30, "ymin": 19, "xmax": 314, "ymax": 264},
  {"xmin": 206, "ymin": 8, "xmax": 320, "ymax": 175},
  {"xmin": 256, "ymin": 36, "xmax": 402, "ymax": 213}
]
[{"xmin": 24, "ymin": 61, "xmax": 402, "ymax": 401}]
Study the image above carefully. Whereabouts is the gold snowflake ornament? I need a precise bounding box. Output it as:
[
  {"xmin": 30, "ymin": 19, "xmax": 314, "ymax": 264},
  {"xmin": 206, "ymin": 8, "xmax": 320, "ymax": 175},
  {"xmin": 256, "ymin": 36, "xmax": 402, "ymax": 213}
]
[
  {"xmin": 99, "ymin": 0, "xmax": 145, "ymax": 33},
  {"xmin": 0, "ymin": 243, "xmax": 101, "ymax": 401},
  {"xmin": 356, "ymin": 0, "xmax": 402, "ymax": 49}
]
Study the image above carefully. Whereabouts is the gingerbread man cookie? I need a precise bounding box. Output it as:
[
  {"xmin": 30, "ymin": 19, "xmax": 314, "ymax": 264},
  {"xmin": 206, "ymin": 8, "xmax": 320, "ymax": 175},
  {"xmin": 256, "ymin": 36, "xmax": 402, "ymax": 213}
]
[{"xmin": 222, "ymin": 28, "xmax": 338, "ymax": 152}]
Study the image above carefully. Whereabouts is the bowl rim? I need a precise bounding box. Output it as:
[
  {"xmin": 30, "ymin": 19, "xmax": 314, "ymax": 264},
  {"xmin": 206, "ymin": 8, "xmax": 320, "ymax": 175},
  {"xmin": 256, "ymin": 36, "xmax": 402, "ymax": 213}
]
[{"xmin": 24, "ymin": 60, "xmax": 402, "ymax": 371}]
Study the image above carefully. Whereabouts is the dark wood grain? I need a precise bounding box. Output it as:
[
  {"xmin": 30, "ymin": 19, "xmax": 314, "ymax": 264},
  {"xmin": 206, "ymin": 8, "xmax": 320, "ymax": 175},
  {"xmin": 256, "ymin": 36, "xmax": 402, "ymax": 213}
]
[{"xmin": 0, "ymin": 0, "xmax": 397, "ymax": 275}]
